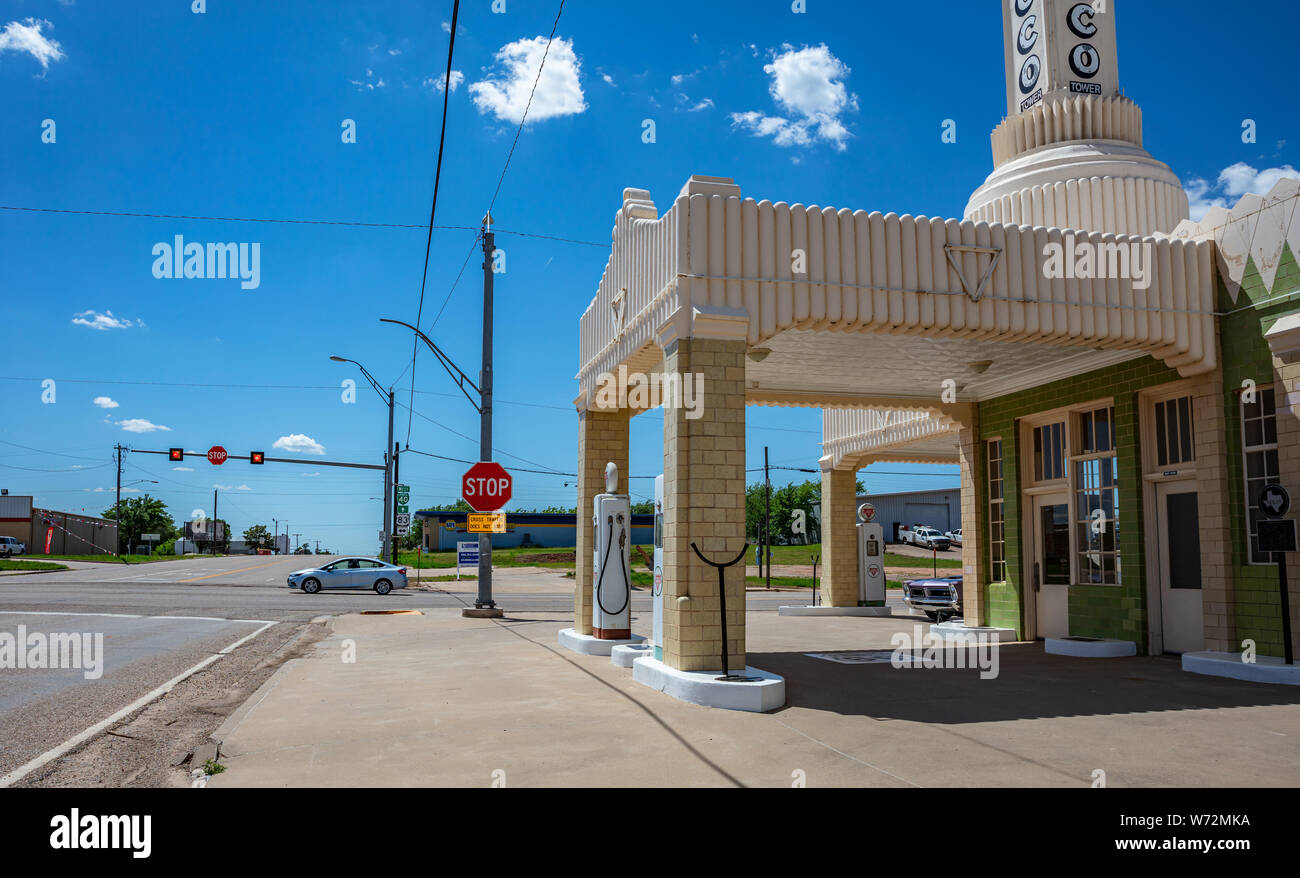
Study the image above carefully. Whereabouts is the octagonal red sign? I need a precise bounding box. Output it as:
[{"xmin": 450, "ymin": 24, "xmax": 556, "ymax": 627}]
[
  {"xmin": 207, "ymin": 446, "xmax": 228, "ymax": 465},
  {"xmin": 462, "ymin": 461, "xmax": 512, "ymax": 512}
]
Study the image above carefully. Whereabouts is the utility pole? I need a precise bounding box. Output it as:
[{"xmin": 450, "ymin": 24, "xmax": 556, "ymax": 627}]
[
  {"xmin": 294, "ymin": 533, "xmax": 301, "ymax": 554},
  {"xmin": 114, "ymin": 444, "xmax": 124, "ymax": 557},
  {"xmin": 391, "ymin": 441, "xmax": 400, "ymax": 564},
  {"xmin": 383, "ymin": 389, "xmax": 395, "ymax": 562},
  {"xmin": 477, "ymin": 212, "xmax": 496, "ymax": 610},
  {"xmin": 272, "ymin": 518, "xmax": 278, "ymax": 554},
  {"xmin": 764, "ymin": 446, "xmax": 772, "ymax": 590},
  {"xmin": 212, "ymin": 488, "xmax": 218, "ymax": 555}
]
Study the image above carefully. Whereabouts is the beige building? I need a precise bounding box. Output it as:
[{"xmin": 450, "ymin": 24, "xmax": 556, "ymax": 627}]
[{"xmin": 573, "ymin": 0, "xmax": 1300, "ymax": 682}]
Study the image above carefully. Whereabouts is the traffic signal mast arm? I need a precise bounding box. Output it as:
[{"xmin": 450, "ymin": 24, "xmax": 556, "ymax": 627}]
[{"xmin": 131, "ymin": 449, "xmax": 385, "ymax": 471}]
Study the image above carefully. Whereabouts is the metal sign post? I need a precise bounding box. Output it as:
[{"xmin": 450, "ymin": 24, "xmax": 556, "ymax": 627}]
[
  {"xmin": 1257, "ymin": 484, "xmax": 1295, "ymax": 665},
  {"xmin": 690, "ymin": 542, "xmax": 760, "ymax": 682}
]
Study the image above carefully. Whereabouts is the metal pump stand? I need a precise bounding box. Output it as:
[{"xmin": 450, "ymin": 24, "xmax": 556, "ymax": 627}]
[{"xmin": 691, "ymin": 542, "xmax": 761, "ymax": 682}]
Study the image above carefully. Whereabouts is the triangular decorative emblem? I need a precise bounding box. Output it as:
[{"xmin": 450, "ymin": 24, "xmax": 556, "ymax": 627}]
[{"xmin": 944, "ymin": 244, "xmax": 1002, "ymax": 303}]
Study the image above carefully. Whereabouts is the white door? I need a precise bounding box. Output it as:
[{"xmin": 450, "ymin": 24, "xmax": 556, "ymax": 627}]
[
  {"xmin": 1156, "ymin": 482, "xmax": 1204, "ymax": 654},
  {"xmin": 1033, "ymin": 495, "xmax": 1071, "ymax": 638}
]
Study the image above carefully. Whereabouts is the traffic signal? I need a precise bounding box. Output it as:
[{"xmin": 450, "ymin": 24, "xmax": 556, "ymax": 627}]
[
  {"xmin": 250, "ymin": 451, "xmax": 265, "ymax": 465},
  {"xmin": 168, "ymin": 448, "xmax": 184, "ymax": 462}
]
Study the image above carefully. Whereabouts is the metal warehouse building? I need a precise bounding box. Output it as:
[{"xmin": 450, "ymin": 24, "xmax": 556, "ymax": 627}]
[
  {"xmin": 857, "ymin": 489, "xmax": 962, "ymax": 543},
  {"xmin": 0, "ymin": 494, "xmax": 118, "ymax": 555}
]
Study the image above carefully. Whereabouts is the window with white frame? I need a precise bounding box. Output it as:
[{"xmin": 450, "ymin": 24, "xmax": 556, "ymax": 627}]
[
  {"xmin": 988, "ymin": 439, "xmax": 1005, "ymax": 582},
  {"xmin": 1073, "ymin": 405, "xmax": 1120, "ymax": 584},
  {"xmin": 1032, "ymin": 421, "xmax": 1066, "ymax": 482},
  {"xmin": 1153, "ymin": 395, "xmax": 1195, "ymax": 467},
  {"xmin": 1242, "ymin": 387, "xmax": 1280, "ymax": 565}
]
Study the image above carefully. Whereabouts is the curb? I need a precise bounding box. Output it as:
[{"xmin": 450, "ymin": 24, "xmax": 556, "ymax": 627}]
[
  {"xmin": 208, "ymin": 617, "xmax": 333, "ymax": 758},
  {"xmin": 0, "ymin": 565, "xmax": 71, "ymax": 577}
]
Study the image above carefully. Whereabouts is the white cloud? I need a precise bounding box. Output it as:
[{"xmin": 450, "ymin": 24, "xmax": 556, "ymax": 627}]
[
  {"xmin": 731, "ymin": 44, "xmax": 857, "ymax": 152},
  {"xmin": 302, "ymin": 472, "xmax": 321, "ymax": 477},
  {"xmin": 469, "ymin": 36, "xmax": 587, "ymax": 124},
  {"xmin": 72, "ymin": 310, "xmax": 142, "ymax": 331},
  {"xmin": 115, "ymin": 418, "xmax": 171, "ymax": 433},
  {"xmin": 237, "ymin": 485, "xmax": 252, "ymax": 491},
  {"xmin": 388, "ymin": 48, "xmax": 401, "ymax": 56},
  {"xmin": 350, "ymin": 68, "xmax": 386, "ymax": 91},
  {"xmin": 93, "ymin": 396, "xmax": 119, "ymax": 409},
  {"xmin": 601, "ymin": 73, "xmax": 615, "ymax": 86},
  {"xmin": 425, "ymin": 70, "xmax": 464, "ymax": 93},
  {"xmin": 441, "ymin": 20, "xmax": 451, "ymax": 33},
  {"xmin": 173, "ymin": 466, "xmax": 194, "ymax": 472},
  {"xmin": 213, "ymin": 483, "xmax": 233, "ymax": 491},
  {"xmin": 0, "ymin": 18, "xmax": 65, "ymax": 69},
  {"xmin": 1185, "ymin": 162, "xmax": 1300, "ymax": 221},
  {"xmin": 273, "ymin": 433, "xmax": 325, "ymax": 455},
  {"xmin": 687, "ymin": 98, "xmax": 714, "ymax": 113}
]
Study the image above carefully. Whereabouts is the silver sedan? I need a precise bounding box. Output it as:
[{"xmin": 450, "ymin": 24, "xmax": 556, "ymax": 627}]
[{"xmin": 287, "ymin": 557, "xmax": 408, "ymax": 595}]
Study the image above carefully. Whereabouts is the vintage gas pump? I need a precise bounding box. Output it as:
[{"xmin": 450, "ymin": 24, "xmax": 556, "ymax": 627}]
[
  {"xmin": 857, "ymin": 502, "xmax": 886, "ymax": 607},
  {"xmin": 652, "ymin": 474, "xmax": 665, "ymax": 661},
  {"xmin": 592, "ymin": 462, "xmax": 632, "ymax": 639}
]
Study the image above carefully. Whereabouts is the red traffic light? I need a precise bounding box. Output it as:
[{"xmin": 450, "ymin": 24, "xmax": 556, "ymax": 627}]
[
  {"xmin": 168, "ymin": 448, "xmax": 184, "ymax": 461},
  {"xmin": 250, "ymin": 451, "xmax": 265, "ymax": 465}
]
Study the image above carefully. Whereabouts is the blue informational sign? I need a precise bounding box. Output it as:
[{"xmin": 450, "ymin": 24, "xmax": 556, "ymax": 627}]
[{"xmin": 457, "ymin": 540, "xmax": 480, "ymax": 566}]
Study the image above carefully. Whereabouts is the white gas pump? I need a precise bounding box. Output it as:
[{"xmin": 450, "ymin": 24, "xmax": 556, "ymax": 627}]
[
  {"xmin": 857, "ymin": 503, "xmax": 886, "ymax": 607},
  {"xmin": 592, "ymin": 462, "xmax": 632, "ymax": 639},
  {"xmin": 652, "ymin": 474, "xmax": 664, "ymax": 661}
]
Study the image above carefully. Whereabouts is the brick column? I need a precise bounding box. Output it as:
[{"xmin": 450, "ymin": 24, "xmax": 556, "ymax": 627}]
[
  {"xmin": 820, "ymin": 464, "xmax": 860, "ymax": 607},
  {"xmin": 660, "ymin": 336, "xmax": 748, "ymax": 672},
  {"xmin": 1270, "ymin": 343, "xmax": 1300, "ymax": 659},
  {"xmin": 1192, "ymin": 366, "xmax": 1235, "ymax": 652},
  {"xmin": 957, "ymin": 415, "xmax": 987, "ymax": 629},
  {"xmin": 575, "ymin": 405, "xmax": 630, "ymax": 636}
]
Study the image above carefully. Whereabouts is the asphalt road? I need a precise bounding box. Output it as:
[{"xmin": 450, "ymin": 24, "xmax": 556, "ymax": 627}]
[{"xmin": 1, "ymin": 554, "xmax": 882, "ymax": 785}]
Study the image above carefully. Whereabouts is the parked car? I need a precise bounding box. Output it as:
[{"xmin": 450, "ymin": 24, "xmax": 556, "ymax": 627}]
[
  {"xmin": 904, "ymin": 576, "xmax": 963, "ymax": 622},
  {"xmin": 899, "ymin": 525, "xmax": 951, "ymax": 551},
  {"xmin": 287, "ymin": 557, "xmax": 408, "ymax": 595},
  {"xmin": 0, "ymin": 536, "xmax": 26, "ymax": 557},
  {"xmin": 945, "ymin": 528, "xmax": 962, "ymax": 546}
]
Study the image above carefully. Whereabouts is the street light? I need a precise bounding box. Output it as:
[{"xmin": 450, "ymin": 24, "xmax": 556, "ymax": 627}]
[{"xmin": 331, "ymin": 355, "xmax": 396, "ymax": 562}]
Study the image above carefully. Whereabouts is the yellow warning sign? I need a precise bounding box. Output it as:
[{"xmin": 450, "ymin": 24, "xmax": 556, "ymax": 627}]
[{"xmin": 467, "ymin": 513, "xmax": 506, "ymax": 534}]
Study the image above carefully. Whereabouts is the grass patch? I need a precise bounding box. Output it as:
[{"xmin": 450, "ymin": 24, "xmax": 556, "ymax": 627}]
[
  {"xmin": 35, "ymin": 553, "xmax": 192, "ymax": 564},
  {"xmin": 0, "ymin": 559, "xmax": 68, "ymax": 572}
]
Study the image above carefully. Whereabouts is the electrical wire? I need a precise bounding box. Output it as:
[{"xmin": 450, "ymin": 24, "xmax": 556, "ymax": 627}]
[{"xmin": 407, "ymin": 0, "xmax": 463, "ymax": 445}]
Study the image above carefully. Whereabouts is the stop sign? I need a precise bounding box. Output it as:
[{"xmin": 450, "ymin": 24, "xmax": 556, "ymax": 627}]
[
  {"xmin": 462, "ymin": 461, "xmax": 512, "ymax": 512},
  {"xmin": 207, "ymin": 446, "xmax": 228, "ymax": 465}
]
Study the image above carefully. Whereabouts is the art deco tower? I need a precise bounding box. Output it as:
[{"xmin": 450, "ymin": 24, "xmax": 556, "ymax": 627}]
[{"xmin": 965, "ymin": 0, "xmax": 1188, "ymax": 236}]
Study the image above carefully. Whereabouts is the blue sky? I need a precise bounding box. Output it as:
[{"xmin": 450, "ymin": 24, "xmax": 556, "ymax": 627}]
[{"xmin": 2, "ymin": 0, "xmax": 1295, "ymax": 553}]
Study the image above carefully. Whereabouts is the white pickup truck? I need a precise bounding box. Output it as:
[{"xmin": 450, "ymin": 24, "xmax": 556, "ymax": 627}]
[
  {"xmin": 898, "ymin": 525, "xmax": 951, "ymax": 551},
  {"xmin": 0, "ymin": 536, "xmax": 26, "ymax": 557}
]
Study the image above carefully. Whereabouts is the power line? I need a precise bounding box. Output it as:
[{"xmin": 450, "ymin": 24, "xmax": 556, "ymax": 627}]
[
  {"xmin": 0, "ymin": 205, "xmax": 609, "ymax": 248},
  {"xmin": 408, "ymin": 0, "xmax": 463, "ymax": 445},
  {"xmin": 485, "ymin": 0, "xmax": 568, "ymax": 219}
]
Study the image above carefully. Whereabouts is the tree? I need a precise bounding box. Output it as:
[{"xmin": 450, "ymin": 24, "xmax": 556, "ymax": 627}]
[
  {"xmin": 102, "ymin": 495, "xmax": 177, "ymax": 553},
  {"xmin": 243, "ymin": 524, "xmax": 273, "ymax": 551}
]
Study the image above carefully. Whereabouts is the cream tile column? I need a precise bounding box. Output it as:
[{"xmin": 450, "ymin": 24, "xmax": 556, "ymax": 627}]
[
  {"xmin": 956, "ymin": 411, "xmax": 987, "ymax": 629},
  {"xmin": 574, "ymin": 403, "xmax": 630, "ymax": 636},
  {"xmin": 1191, "ymin": 365, "xmax": 1235, "ymax": 652},
  {"xmin": 1267, "ymin": 318, "xmax": 1300, "ymax": 659},
  {"xmin": 820, "ymin": 462, "xmax": 860, "ymax": 607},
  {"xmin": 658, "ymin": 307, "xmax": 748, "ymax": 672}
]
